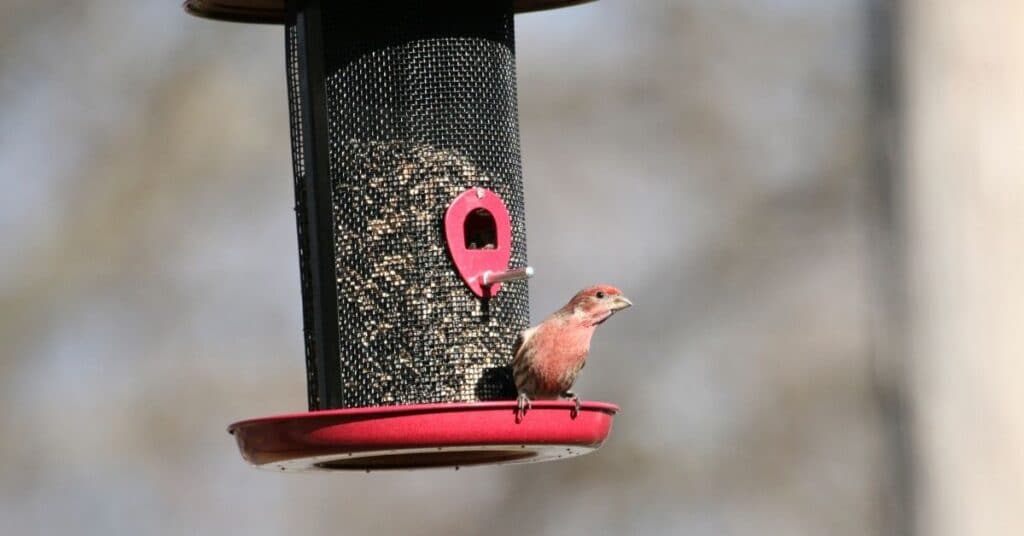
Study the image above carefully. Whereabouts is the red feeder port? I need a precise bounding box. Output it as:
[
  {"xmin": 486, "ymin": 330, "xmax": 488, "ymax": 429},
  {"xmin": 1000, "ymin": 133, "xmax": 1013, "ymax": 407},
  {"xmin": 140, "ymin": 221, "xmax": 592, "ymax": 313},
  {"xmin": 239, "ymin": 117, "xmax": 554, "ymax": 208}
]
[
  {"xmin": 444, "ymin": 188, "xmax": 515, "ymax": 298},
  {"xmin": 229, "ymin": 401, "xmax": 619, "ymax": 471}
]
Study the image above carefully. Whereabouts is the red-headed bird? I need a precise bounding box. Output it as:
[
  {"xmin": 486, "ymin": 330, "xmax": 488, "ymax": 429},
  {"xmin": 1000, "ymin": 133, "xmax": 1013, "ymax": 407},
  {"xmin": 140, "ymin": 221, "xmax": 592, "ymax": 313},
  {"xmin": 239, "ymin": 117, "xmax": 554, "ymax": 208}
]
[{"xmin": 512, "ymin": 285, "xmax": 632, "ymax": 419}]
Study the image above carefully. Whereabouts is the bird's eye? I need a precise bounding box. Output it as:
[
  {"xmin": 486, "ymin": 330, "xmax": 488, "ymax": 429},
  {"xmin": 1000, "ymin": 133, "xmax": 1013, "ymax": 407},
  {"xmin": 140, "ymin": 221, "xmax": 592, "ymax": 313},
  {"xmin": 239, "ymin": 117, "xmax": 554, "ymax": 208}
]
[{"xmin": 596, "ymin": 291, "xmax": 606, "ymax": 299}]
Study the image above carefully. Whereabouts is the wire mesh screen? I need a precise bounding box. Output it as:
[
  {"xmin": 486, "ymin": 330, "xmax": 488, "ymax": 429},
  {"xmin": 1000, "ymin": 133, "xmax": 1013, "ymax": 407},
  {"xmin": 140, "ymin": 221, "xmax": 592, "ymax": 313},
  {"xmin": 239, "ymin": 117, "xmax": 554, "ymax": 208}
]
[
  {"xmin": 285, "ymin": 22, "xmax": 320, "ymax": 411},
  {"xmin": 286, "ymin": 2, "xmax": 528, "ymax": 409}
]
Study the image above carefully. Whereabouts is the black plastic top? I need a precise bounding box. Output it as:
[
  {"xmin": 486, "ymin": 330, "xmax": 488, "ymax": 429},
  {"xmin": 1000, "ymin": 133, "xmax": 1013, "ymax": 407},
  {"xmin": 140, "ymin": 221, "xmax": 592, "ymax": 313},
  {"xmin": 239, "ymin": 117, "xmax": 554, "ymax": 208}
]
[{"xmin": 183, "ymin": 0, "xmax": 596, "ymax": 24}]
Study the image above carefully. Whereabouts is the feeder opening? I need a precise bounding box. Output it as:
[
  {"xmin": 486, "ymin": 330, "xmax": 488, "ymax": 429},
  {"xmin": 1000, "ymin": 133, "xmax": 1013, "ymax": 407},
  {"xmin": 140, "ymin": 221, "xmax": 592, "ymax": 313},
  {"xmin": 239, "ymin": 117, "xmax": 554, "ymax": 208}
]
[{"xmin": 465, "ymin": 208, "xmax": 498, "ymax": 250}]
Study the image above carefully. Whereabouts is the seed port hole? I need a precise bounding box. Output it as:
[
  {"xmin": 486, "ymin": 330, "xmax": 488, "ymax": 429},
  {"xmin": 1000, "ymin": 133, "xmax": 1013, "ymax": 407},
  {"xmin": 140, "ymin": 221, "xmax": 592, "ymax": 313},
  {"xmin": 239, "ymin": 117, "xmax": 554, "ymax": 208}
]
[{"xmin": 464, "ymin": 208, "xmax": 498, "ymax": 250}]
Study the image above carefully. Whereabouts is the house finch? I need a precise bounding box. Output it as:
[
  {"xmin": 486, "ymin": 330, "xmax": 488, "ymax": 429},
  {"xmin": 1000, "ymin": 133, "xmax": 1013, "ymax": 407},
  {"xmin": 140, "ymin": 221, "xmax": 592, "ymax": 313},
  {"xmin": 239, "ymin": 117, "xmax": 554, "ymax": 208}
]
[{"xmin": 512, "ymin": 285, "xmax": 632, "ymax": 420}]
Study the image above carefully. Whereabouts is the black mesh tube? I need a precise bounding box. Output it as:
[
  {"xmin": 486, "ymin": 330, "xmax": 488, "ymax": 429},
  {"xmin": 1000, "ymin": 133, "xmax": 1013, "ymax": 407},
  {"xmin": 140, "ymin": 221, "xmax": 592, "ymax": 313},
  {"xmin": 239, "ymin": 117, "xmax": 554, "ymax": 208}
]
[{"xmin": 286, "ymin": 1, "xmax": 529, "ymax": 410}]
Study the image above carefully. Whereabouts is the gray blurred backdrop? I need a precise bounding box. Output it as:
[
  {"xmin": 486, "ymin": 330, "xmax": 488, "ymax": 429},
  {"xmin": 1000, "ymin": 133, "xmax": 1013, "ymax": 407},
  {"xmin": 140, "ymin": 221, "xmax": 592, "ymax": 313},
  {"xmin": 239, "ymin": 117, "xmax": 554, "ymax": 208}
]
[{"xmin": 4, "ymin": 1, "xmax": 1021, "ymax": 535}]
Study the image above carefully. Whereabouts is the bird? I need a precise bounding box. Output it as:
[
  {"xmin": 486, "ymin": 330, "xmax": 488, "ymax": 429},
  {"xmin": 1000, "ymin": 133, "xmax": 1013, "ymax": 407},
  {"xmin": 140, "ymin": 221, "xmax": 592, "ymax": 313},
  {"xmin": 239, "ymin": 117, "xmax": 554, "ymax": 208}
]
[{"xmin": 511, "ymin": 285, "xmax": 632, "ymax": 420}]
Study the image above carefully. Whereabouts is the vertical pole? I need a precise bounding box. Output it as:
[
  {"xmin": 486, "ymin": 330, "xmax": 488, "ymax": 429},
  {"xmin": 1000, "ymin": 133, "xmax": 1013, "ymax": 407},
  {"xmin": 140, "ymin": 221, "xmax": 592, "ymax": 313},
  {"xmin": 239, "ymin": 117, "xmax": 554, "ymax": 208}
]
[
  {"xmin": 865, "ymin": 1, "xmax": 916, "ymax": 534},
  {"xmin": 904, "ymin": 1, "xmax": 1024, "ymax": 534},
  {"xmin": 293, "ymin": 0, "xmax": 342, "ymax": 409}
]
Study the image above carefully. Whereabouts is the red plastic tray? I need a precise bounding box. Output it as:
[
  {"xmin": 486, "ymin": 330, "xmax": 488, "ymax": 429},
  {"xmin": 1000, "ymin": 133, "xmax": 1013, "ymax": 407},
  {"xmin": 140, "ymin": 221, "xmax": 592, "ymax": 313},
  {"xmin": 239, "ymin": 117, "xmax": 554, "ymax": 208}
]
[{"xmin": 228, "ymin": 400, "xmax": 619, "ymax": 471}]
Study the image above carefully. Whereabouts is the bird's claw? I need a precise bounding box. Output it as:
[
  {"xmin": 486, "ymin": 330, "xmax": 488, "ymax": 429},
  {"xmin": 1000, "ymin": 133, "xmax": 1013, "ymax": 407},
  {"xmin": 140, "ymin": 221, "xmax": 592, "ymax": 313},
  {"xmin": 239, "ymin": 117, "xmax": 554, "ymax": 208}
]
[
  {"xmin": 562, "ymin": 391, "xmax": 581, "ymax": 418},
  {"xmin": 516, "ymin": 393, "xmax": 532, "ymax": 423}
]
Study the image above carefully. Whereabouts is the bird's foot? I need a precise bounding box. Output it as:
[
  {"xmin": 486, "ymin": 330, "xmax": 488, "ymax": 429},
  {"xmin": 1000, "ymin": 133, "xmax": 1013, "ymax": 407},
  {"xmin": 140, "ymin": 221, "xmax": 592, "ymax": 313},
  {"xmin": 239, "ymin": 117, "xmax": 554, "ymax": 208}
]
[
  {"xmin": 516, "ymin": 393, "xmax": 532, "ymax": 423},
  {"xmin": 562, "ymin": 391, "xmax": 581, "ymax": 418}
]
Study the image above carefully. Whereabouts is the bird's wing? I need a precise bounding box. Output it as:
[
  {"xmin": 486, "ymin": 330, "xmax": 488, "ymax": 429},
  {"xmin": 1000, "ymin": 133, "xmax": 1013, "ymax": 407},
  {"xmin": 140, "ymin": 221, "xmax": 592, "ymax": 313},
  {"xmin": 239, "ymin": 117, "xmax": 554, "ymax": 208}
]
[
  {"xmin": 511, "ymin": 326, "xmax": 538, "ymax": 392},
  {"xmin": 511, "ymin": 326, "xmax": 537, "ymax": 366}
]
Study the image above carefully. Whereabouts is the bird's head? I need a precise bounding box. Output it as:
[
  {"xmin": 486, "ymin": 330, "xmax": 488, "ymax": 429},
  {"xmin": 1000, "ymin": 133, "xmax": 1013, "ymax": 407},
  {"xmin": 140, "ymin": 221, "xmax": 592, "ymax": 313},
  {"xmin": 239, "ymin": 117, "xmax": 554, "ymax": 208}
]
[{"xmin": 565, "ymin": 284, "xmax": 633, "ymax": 326}]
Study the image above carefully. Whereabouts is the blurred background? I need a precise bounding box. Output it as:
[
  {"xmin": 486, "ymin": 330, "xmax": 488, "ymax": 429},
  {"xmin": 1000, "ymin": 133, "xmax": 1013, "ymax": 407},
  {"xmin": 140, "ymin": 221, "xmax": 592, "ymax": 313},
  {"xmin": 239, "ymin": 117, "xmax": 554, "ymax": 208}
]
[{"xmin": 2, "ymin": 1, "xmax": 1021, "ymax": 535}]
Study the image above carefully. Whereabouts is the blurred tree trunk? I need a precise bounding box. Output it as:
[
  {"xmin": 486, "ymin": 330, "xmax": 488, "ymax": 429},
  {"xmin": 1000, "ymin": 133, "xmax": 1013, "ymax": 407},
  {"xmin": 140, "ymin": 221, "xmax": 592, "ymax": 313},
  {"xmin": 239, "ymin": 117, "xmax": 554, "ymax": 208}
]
[
  {"xmin": 866, "ymin": 3, "xmax": 915, "ymax": 535},
  {"xmin": 904, "ymin": 2, "xmax": 1024, "ymax": 535}
]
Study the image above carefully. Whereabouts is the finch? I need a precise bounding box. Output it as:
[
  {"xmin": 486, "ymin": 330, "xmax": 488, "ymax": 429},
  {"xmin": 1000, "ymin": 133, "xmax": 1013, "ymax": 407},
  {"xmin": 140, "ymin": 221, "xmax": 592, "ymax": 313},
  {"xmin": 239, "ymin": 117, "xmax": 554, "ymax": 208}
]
[{"xmin": 511, "ymin": 285, "xmax": 633, "ymax": 420}]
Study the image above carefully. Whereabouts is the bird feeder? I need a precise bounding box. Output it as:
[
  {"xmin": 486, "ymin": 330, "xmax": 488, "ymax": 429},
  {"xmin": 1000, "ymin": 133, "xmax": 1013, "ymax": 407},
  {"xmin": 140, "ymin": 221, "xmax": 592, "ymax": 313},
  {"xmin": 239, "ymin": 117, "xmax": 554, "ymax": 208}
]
[{"xmin": 184, "ymin": 0, "xmax": 618, "ymax": 471}]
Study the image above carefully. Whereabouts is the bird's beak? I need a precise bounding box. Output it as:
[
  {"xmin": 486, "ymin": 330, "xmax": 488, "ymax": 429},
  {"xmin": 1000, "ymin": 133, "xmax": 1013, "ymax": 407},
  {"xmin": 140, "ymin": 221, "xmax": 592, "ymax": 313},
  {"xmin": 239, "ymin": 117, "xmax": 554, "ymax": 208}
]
[{"xmin": 610, "ymin": 295, "xmax": 633, "ymax": 312}]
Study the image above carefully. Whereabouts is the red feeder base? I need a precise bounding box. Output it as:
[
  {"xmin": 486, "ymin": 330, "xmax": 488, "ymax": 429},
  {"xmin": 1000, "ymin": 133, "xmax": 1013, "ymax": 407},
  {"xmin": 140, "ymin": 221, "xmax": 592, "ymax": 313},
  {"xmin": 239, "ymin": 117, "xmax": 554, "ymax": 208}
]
[{"xmin": 228, "ymin": 401, "xmax": 619, "ymax": 471}]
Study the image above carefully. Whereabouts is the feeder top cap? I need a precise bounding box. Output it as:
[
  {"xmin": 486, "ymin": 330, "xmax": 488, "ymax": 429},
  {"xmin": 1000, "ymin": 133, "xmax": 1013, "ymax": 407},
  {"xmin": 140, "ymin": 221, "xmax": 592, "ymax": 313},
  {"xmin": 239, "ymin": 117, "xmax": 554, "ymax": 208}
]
[{"xmin": 184, "ymin": 0, "xmax": 597, "ymax": 24}]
